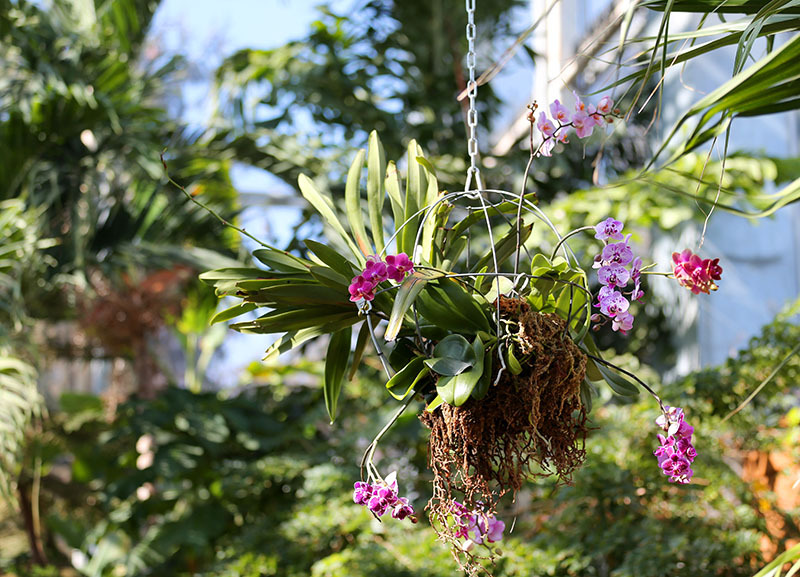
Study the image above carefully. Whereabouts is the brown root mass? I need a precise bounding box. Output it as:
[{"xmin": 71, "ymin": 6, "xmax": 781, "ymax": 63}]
[{"xmin": 420, "ymin": 298, "xmax": 588, "ymax": 542}]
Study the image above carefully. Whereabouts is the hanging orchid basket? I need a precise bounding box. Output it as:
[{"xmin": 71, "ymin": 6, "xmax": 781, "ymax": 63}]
[{"xmin": 195, "ymin": 92, "xmax": 719, "ymax": 573}]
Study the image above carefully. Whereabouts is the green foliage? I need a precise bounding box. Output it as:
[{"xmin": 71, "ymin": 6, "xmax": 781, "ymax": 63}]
[
  {"xmin": 214, "ymin": 0, "xmax": 527, "ymax": 190},
  {"xmin": 0, "ymin": 354, "xmax": 41, "ymax": 507},
  {"xmin": 0, "ymin": 0, "xmax": 241, "ymax": 314},
  {"xmin": 19, "ymin": 312, "xmax": 800, "ymax": 575}
]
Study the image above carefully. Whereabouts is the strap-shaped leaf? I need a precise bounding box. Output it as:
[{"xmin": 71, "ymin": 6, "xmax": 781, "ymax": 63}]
[
  {"xmin": 367, "ymin": 131, "xmax": 387, "ymax": 254},
  {"xmin": 348, "ymin": 321, "xmax": 371, "ymax": 381},
  {"xmin": 252, "ymin": 248, "xmax": 313, "ymax": 272},
  {"xmin": 399, "ymin": 140, "xmax": 427, "ymax": 255},
  {"xmin": 385, "ymin": 161, "xmax": 406, "ymax": 235},
  {"xmin": 344, "ymin": 149, "xmax": 371, "ymax": 256},
  {"xmin": 385, "ymin": 268, "xmax": 446, "ymax": 341},
  {"xmin": 231, "ymin": 307, "xmax": 356, "ymax": 334},
  {"xmin": 416, "ymin": 278, "xmax": 492, "ymax": 335},
  {"xmin": 298, "ymin": 174, "xmax": 364, "ymax": 264},
  {"xmin": 417, "ymin": 156, "xmax": 440, "ymax": 263},
  {"xmin": 263, "ymin": 326, "xmax": 331, "ymax": 361},
  {"xmin": 324, "ymin": 327, "xmax": 352, "ymax": 423},
  {"xmin": 304, "ymin": 239, "xmax": 356, "ymax": 278},
  {"xmin": 655, "ymin": 34, "xmax": 800, "ymax": 164},
  {"xmin": 211, "ymin": 302, "xmax": 258, "ymax": 324}
]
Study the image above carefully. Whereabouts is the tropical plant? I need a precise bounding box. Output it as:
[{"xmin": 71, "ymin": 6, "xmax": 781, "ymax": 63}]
[
  {"xmin": 603, "ymin": 0, "xmax": 800, "ymax": 209},
  {"xmin": 197, "ymin": 103, "xmax": 721, "ymax": 570}
]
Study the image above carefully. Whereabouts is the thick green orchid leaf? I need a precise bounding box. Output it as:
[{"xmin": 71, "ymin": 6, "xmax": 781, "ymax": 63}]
[
  {"xmin": 418, "ymin": 156, "xmax": 441, "ymax": 264},
  {"xmin": 448, "ymin": 193, "xmax": 538, "ymax": 240},
  {"xmin": 580, "ymin": 336, "xmax": 641, "ymax": 398},
  {"xmin": 367, "ymin": 131, "xmax": 387, "ymax": 254},
  {"xmin": 386, "ymin": 356, "xmax": 427, "ymax": 400},
  {"xmin": 472, "ymin": 220, "xmax": 532, "ymax": 276},
  {"xmin": 416, "ymin": 278, "xmax": 491, "ymax": 336},
  {"xmin": 308, "ymin": 266, "xmax": 351, "ymax": 290},
  {"xmin": 436, "ymin": 335, "xmax": 485, "ymax": 406},
  {"xmin": 243, "ymin": 284, "xmax": 350, "ymax": 307},
  {"xmin": 424, "ymin": 334, "xmax": 478, "ymax": 376},
  {"xmin": 580, "ymin": 379, "xmax": 595, "ymax": 414},
  {"xmin": 344, "ymin": 148, "xmax": 371, "ymax": 256},
  {"xmin": 424, "ymin": 358, "xmax": 473, "ymax": 376},
  {"xmin": 471, "ymin": 348, "xmax": 493, "ymax": 401},
  {"xmin": 398, "ymin": 140, "xmax": 429, "ymax": 256},
  {"xmin": 595, "ymin": 361, "xmax": 640, "ymax": 397},
  {"xmin": 385, "ymin": 268, "xmax": 447, "ymax": 341},
  {"xmin": 425, "ymin": 393, "xmax": 445, "ymax": 412},
  {"xmin": 324, "ymin": 327, "xmax": 352, "ymax": 423},
  {"xmin": 506, "ymin": 345, "xmax": 523, "ymax": 376}
]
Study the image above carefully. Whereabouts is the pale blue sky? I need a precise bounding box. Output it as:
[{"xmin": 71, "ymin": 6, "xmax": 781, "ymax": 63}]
[{"xmin": 150, "ymin": 0, "xmax": 331, "ymax": 385}]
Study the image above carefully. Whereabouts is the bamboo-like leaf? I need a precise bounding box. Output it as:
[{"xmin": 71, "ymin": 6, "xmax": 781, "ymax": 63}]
[
  {"xmin": 399, "ymin": 140, "xmax": 427, "ymax": 256},
  {"xmin": 419, "ymin": 157, "xmax": 441, "ymax": 264},
  {"xmin": 472, "ymin": 221, "xmax": 533, "ymax": 276},
  {"xmin": 210, "ymin": 302, "xmax": 258, "ymax": 324},
  {"xmin": 644, "ymin": 0, "xmax": 800, "ymax": 13},
  {"xmin": 231, "ymin": 307, "xmax": 356, "ymax": 334},
  {"xmin": 385, "ymin": 161, "xmax": 406, "ymax": 236},
  {"xmin": 344, "ymin": 149, "xmax": 371, "ymax": 256},
  {"xmin": 639, "ymin": 174, "xmax": 800, "ymax": 218},
  {"xmin": 252, "ymin": 248, "xmax": 313, "ymax": 272},
  {"xmin": 752, "ymin": 542, "xmax": 800, "ymax": 577},
  {"xmin": 304, "ymin": 239, "xmax": 356, "ymax": 278},
  {"xmin": 324, "ymin": 327, "xmax": 352, "ymax": 423},
  {"xmin": 367, "ymin": 131, "xmax": 387, "ymax": 254},
  {"xmin": 263, "ymin": 326, "xmax": 331, "ymax": 361},
  {"xmin": 298, "ymin": 174, "xmax": 365, "ymax": 264}
]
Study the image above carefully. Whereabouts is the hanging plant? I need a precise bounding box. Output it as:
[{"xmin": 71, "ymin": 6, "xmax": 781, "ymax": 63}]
[{"xmin": 188, "ymin": 91, "xmax": 720, "ymax": 573}]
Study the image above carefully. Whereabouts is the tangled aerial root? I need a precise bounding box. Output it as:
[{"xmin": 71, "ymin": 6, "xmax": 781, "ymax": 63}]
[{"xmin": 420, "ymin": 298, "xmax": 588, "ymax": 571}]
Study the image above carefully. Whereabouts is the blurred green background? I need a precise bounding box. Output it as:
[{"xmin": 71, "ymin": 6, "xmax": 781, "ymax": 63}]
[{"xmin": 1, "ymin": 0, "xmax": 799, "ymax": 576}]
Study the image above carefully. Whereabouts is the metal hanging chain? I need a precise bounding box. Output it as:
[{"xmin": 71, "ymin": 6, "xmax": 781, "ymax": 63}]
[{"xmin": 465, "ymin": 0, "xmax": 483, "ymax": 192}]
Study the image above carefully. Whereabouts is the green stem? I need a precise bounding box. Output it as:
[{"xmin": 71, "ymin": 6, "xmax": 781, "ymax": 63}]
[
  {"xmin": 160, "ymin": 151, "xmax": 274, "ymax": 250},
  {"xmin": 551, "ymin": 226, "xmax": 596, "ymax": 260},
  {"xmin": 721, "ymin": 342, "xmax": 800, "ymax": 423},
  {"xmin": 360, "ymin": 392, "xmax": 418, "ymax": 482},
  {"xmin": 585, "ymin": 353, "xmax": 665, "ymax": 412}
]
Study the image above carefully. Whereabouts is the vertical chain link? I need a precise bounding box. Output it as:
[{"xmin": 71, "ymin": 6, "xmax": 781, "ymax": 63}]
[{"xmin": 465, "ymin": 0, "xmax": 483, "ymax": 191}]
